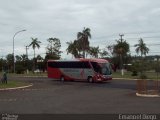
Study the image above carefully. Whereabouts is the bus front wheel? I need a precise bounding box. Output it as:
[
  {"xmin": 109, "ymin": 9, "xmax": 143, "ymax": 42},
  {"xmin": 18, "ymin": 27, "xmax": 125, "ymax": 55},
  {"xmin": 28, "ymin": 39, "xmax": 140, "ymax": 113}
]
[
  {"xmin": 60, "ymin": 76, "xmax": 65, "ymax": 82},
  {"xmin": 88, "ymin": 77, "xmax": 94, "ymax": 83}
]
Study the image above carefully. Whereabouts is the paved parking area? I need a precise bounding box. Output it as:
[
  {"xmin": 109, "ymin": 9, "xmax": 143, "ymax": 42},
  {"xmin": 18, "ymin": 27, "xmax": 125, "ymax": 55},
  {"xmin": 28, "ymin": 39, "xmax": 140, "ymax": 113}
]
[{"xmin": 0, "ymin": 77, "xmax": 160, "ymax": 114}]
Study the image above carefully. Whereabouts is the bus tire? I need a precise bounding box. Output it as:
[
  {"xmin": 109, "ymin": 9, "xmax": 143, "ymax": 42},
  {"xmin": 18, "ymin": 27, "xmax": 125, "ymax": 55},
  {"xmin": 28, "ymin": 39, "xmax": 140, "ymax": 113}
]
[
  {"xmin": 60, "ymin": 76, "xmax": 65, "ymax": 82},
  {"xmin": 88, "ymin": 77, "xmax": 93, "ymax": 83}
]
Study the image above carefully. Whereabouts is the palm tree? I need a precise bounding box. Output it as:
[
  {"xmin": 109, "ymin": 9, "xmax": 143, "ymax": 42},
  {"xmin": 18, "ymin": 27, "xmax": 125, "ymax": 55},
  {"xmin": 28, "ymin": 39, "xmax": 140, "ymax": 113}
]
[
  {"xmin": 134, "ymin": 38, "xmax": 150, "ymax": 79},
  {"xmin": 113, "ymin": 39, "xmax": 130, "ymax": 75},
  {"xmin": 134, "ymin": 38, "xmax": 149, "ymax": 57},
  {"xmin": 99, "ymin": 49, "xmax": 109, "ymax": 58},
  {"xmin": 89, "ymin": 46, "xmax": 100, "ymax": 58},
  {"xmin": 66, "ymin": 40, "xmax": 81, "ymax": 58},
  {"xmin": 29, "ymin": 37, "xmax": 41, "ymax": 71},
  {"xmin": 29, "ymin": 38, "xmax": 41, "ymax": 60},
  {"xmin": 77, "ymin": 27, "xmax": 91, "ymax": 58},
  {"xmin": 114, "ymin": 39, "xmax": 130, "ymax": 56}
]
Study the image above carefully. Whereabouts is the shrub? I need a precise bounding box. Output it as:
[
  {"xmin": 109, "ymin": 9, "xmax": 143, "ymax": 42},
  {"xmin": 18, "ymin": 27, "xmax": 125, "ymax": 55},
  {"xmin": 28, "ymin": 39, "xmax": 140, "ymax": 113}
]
[
  {"xmin": 131, "ymin": 71, "xmax": 138, "ymax": 76},
  {"xmin": 16, "ymin": 65, "xmax": 26, "ymax": 74},
  {"xmin": 139, "ymin": 73, "xmax": 147, "ymax": 79}
]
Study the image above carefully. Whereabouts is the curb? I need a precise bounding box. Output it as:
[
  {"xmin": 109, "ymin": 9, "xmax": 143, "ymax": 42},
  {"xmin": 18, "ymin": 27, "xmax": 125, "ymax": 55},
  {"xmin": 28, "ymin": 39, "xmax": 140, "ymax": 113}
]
[
  {"xmin": 136, "ymin": 92, "xmax": 160, "ymax": 97},
  {"xmin": 0, "ymin": 83, "xmax": 33, "ymax": 91},
  {"xmin": 113, "ymin": 78, "xmax": 138, "ymax": 80},
  {"xmin": 22, "ymin": 76, "xmax": 47, "ymax": 78},
  {"xmin": 113, "ymin": 78, "xmax": 159, "ymax": 81}
]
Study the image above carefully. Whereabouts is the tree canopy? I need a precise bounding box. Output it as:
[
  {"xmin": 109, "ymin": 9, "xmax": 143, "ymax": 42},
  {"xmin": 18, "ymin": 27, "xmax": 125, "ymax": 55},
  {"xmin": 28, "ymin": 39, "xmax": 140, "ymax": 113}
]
[
  {"xmin": 77, "ymin": 27, "xmax": 91, "ymax": 58},
  {"xmin": 134, "ymin": 38, "xmax": 149, "ymax": 57}
]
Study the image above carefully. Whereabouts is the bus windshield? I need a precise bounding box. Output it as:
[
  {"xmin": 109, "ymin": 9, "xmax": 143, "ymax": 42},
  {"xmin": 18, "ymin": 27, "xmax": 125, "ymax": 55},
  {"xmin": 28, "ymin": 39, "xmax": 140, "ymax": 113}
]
[
  {"xmin": 98, "ymin": 63, "xmax": 112, "ymax": 75},
  {"xmin": 91, "ymin": 62, "xmax": 112, "ymax": 75}
]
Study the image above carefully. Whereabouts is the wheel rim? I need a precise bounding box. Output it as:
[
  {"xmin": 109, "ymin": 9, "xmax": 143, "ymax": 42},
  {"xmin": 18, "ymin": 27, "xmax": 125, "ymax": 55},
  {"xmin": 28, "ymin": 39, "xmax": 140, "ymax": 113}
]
[
  {"xmin": 88, "ymin": 77, "xmax": 93, "ymax": 83},
  {"xmin": 61, "ymin": 77, "xmax": 64, "ymax": 82}
]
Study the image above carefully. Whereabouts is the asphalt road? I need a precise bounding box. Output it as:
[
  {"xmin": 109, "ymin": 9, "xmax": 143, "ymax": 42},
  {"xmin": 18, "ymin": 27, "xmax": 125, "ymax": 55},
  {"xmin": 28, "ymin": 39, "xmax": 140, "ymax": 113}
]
[{"xmin": 0, "ymin": 77, "xmax": 160, "ymax": 114}]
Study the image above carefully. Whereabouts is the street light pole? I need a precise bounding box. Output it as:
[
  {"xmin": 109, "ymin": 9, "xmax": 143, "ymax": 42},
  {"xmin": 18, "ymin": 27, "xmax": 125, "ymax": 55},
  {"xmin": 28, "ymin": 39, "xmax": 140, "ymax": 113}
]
[
  {"xmin": 13, "ymin": 29, "xmax": 26, "ymax": 73},
  {"xmin": 119, "ymin": 34, "xmax": 124, "ymax": 76}
]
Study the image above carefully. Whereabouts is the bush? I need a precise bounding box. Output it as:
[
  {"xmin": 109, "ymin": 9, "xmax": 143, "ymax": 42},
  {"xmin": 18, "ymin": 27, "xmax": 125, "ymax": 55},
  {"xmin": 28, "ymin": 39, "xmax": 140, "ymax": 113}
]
[
  {"xmin": 139, "ymin": 73, "xmax": 147, "ymax": 79},
  {"xmin": 16, "ymin": 65, "xmax": 26, "ymax": 74},
  {"xmin": 131, "ymin": 71, "xmax": 138, "ymax": 76}
]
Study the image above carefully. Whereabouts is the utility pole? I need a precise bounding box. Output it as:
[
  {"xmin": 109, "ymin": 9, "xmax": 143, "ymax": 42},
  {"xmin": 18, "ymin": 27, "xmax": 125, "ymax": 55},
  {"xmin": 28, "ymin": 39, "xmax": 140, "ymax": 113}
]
[
  {"xmin": 26, "ymin": 46, "xmax": 29, "ymax": 59},
  {"xmin": 119, "ymin": 34, "xmax": 124, "ymax": 76},
  {"xmin": 25, "ymin": 45, "xmax": 29, "ymax": 74},
  {"xmin": 13, "ymin": 29, "xmax": 26, "ymax": 73},
  {"xmin": 119, "ymin": 34, "xmax": 124, "ymax": 42}
]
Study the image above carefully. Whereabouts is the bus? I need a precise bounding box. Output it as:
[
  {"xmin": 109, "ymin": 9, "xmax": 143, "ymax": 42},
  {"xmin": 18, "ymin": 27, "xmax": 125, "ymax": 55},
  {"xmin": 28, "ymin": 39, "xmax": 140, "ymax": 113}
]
[{"xmin": 47, "ymin": 58, "xmax": 112, "ymax": 82}]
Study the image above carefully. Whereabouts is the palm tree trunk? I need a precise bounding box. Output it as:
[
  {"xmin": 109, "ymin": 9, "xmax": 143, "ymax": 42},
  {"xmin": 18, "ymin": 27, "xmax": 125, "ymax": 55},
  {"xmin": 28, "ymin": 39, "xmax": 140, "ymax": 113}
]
[
  {"xmin": 120, "ymin": 54, "xmax": 124, "ymax": 76},
  {"xmin": 82, "ymin": 37, "xmax": 85, "ymax": 58},
  {"xmin": 33, "ymin": 49, "xmax": 36, "ymax": 72},
  {"xmin": 83, "ymin": 51, "xmax": 85, "ymax": 58}
]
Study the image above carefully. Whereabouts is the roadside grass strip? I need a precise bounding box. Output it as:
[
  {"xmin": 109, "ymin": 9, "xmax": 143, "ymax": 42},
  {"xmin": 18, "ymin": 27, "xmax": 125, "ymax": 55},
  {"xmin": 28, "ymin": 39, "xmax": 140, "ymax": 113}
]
[{"xmin": 0, "ymin": 81, "xmax": 33, "ymax": 90}]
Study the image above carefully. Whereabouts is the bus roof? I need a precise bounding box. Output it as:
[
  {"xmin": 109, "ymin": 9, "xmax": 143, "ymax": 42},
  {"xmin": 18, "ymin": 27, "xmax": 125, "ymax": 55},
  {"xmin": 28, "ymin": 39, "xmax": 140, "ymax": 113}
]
[
  {"xmin": 78, "ymin": 58, "xmax": 109, "ymax": 63},
  {"xmin": 48, "ymin": 58, "xmax": 109, "ymax": 63}
]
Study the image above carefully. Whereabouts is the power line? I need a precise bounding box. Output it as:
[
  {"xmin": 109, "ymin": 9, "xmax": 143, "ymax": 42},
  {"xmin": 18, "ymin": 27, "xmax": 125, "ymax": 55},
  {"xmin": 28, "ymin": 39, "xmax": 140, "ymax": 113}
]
[
  {"xmin": 123, "ymin": 31, "xmax": 160, "ymax": 35},
  {"xmin": 126, "ymin": 36, "xmax": 160, "ymax": 40},
  {"xmin": 130, "ymin": 44, "xmax": 160, "ymax": 47},
  {"xmin": 91, "ymin": 35, "xmax": 160, "ymax": 44}
]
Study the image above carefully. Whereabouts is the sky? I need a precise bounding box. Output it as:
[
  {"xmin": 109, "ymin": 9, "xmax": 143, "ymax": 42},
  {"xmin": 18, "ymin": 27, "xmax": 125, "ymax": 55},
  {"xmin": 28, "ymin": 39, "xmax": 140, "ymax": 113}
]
[{"xmin": 0, "ymin": 0, "xmax": 160, "ymax": 59}]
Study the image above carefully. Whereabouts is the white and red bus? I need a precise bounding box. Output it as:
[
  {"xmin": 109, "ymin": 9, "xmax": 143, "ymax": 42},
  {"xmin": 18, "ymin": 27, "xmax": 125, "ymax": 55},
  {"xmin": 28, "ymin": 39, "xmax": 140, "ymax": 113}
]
[{"xmin": 47, "ymin": 58, "xmax": 112, "ymax": 82}]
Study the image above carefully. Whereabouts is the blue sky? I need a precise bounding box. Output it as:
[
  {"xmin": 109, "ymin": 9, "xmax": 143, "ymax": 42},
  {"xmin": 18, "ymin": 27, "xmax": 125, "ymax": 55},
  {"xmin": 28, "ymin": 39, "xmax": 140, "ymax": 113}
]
[{"xmin": 0, "ymin": 0, "xmax": 160, "ymax": 58}]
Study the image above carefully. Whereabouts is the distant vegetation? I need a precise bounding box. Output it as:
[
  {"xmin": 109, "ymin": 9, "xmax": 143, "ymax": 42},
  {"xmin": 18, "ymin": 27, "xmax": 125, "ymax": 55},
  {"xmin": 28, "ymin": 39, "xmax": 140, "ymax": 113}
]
[{"xmin": 0, "ymin": 27, "xmax": 160, "ymax": 78}]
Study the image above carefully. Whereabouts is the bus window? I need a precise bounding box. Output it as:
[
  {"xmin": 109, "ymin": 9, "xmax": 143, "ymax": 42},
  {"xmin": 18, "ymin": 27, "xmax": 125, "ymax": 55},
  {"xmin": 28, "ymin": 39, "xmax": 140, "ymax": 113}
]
[
  {"xmin": 99, "ymin": 63, "xmax": 112, "ymax": 75},
  {"xmin": 91, "ymin": 62, "xmax": 101, "ymax": 73},
  {"xmin": 48, "ymin": 61, "xmax": 90, "ymax": 68}
]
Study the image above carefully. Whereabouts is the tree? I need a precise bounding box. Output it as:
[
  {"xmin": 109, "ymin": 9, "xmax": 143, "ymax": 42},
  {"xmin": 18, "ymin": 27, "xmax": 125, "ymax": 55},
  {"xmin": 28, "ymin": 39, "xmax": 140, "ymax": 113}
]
[
  {"xmin": 46, "ymin": 37, "xmax": 62, "ymax": 59},
  {"xmin": 99, "ymin": 49, "xmax": 109, "ymax": 58},
  {"xmin": 6, "ymin": 54, "xmax": 14, "ymax": 72},
  {"xmin": 113, "ymin": 38, "xmax": 130, "ymax": 75},
  {"xmin": 29, "ymin": 37, "xmax": 41, "ymax": 71},
  {"xmin": 36, "ymin": 55, "xmax": 44, "ymax": 72},
  {"xmin": 29, "ymin": 38, "xmax": 41, "ymax": 59},
  {"xmin": 15, "ymin": 55, "xmax": 22, "ymax": 62},
  {"xmin": 113, "ymin": 39, "xmax": 130, "ymax": 56},
  {"xmin": 99, "ymin": 45, "xmax": 114, "ymax": 58},
  {"xmin": 134, "ymin": 38, "xmax": 149, "ymax": 57},
  {"xmin": 21, "ymin": 54, "xmax": 28, "ymax": 66},
  {"xmin": 66, "ymin": 40, "xmax": 82, "ymax": 58},
  {"xmin": 88, "ymin": 46, "xmax": 100, "ymax": 58},
  {"xmin": 13, "ymin": 54, "xmax": 28, "ymax": 74},
  {"xmin": 134, "ymin": 38, "xmax": 150, "ymax": 79},
  {"xmin": 0, "ymin": 57, "xmax": 7, "ymax": 72},
  {"xmin": 77, "ymin": 27, "xmax": 91, "ymax": 58}
]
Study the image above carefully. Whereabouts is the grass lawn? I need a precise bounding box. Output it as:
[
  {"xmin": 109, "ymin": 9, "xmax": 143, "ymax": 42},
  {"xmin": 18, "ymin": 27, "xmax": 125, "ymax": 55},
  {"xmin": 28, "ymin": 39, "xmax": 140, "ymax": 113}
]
[
  {"xmin": 0, "ymin": 72, "xmax": 47, "ymax": 77},
  {"xmin": 112, "ymin": 71, "xmax": 160, "ymax": 80},
  {"xmin": 0, "ymin": 80, "xmax": 30, "ymax": 89}
]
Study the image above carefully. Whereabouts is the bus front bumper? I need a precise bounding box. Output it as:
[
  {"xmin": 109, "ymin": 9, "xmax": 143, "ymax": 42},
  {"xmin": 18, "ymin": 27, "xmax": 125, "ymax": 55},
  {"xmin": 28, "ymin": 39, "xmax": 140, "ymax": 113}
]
[{"xmin": 96, "ymin": 75, "xmax": 112, "ymax": 81}]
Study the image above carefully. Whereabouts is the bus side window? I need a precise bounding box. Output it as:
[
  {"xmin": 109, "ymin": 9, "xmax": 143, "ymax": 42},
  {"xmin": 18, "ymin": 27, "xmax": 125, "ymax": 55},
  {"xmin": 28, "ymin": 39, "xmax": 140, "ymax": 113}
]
[{"xmin": 82, "ymin": 62, "xmax": 90, "ymax": 68}]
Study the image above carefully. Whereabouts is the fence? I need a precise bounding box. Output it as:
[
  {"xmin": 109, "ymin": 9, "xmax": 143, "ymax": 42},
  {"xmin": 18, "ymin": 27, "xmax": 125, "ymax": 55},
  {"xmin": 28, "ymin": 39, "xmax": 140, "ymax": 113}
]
[{"xmin": 136, "ymin": 80, "xmax": 159, "ymax": 95}]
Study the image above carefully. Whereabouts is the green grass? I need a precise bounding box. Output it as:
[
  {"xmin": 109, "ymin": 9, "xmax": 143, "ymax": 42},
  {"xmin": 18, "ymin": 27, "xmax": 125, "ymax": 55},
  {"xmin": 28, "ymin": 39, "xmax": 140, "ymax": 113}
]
[
  {"xmin": 0, "ymin": 81, "xmax": 30, "ymax": 89},
  {"xmin": 0, "ymin": 72, "xmax": 47, "ymax": 77},
  {"xmin": 112, "ymin": 71, "xmax": 160, "ymax": 80}
]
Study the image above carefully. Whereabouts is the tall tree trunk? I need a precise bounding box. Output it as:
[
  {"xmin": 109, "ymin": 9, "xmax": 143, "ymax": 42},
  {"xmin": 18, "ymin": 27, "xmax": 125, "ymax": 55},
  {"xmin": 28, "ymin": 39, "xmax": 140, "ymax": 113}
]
[{"xmin": 33, "ymin": 49, "xmax": 36, "ymax": 72}]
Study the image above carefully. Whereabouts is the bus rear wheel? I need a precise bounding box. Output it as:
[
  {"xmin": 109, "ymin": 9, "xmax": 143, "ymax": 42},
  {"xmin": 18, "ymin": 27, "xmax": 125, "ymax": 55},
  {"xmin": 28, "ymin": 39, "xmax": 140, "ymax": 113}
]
[{"xmin": 88, "ymin": 77, "xmax": 94, "ymax": 83}]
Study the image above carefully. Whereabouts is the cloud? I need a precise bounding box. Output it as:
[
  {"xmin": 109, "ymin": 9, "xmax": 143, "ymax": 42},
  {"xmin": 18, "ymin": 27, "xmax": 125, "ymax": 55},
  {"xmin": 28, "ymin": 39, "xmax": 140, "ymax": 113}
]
[{"xmin": 0, "ymin": 0, "xmax": 160, "ymax": 58}]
